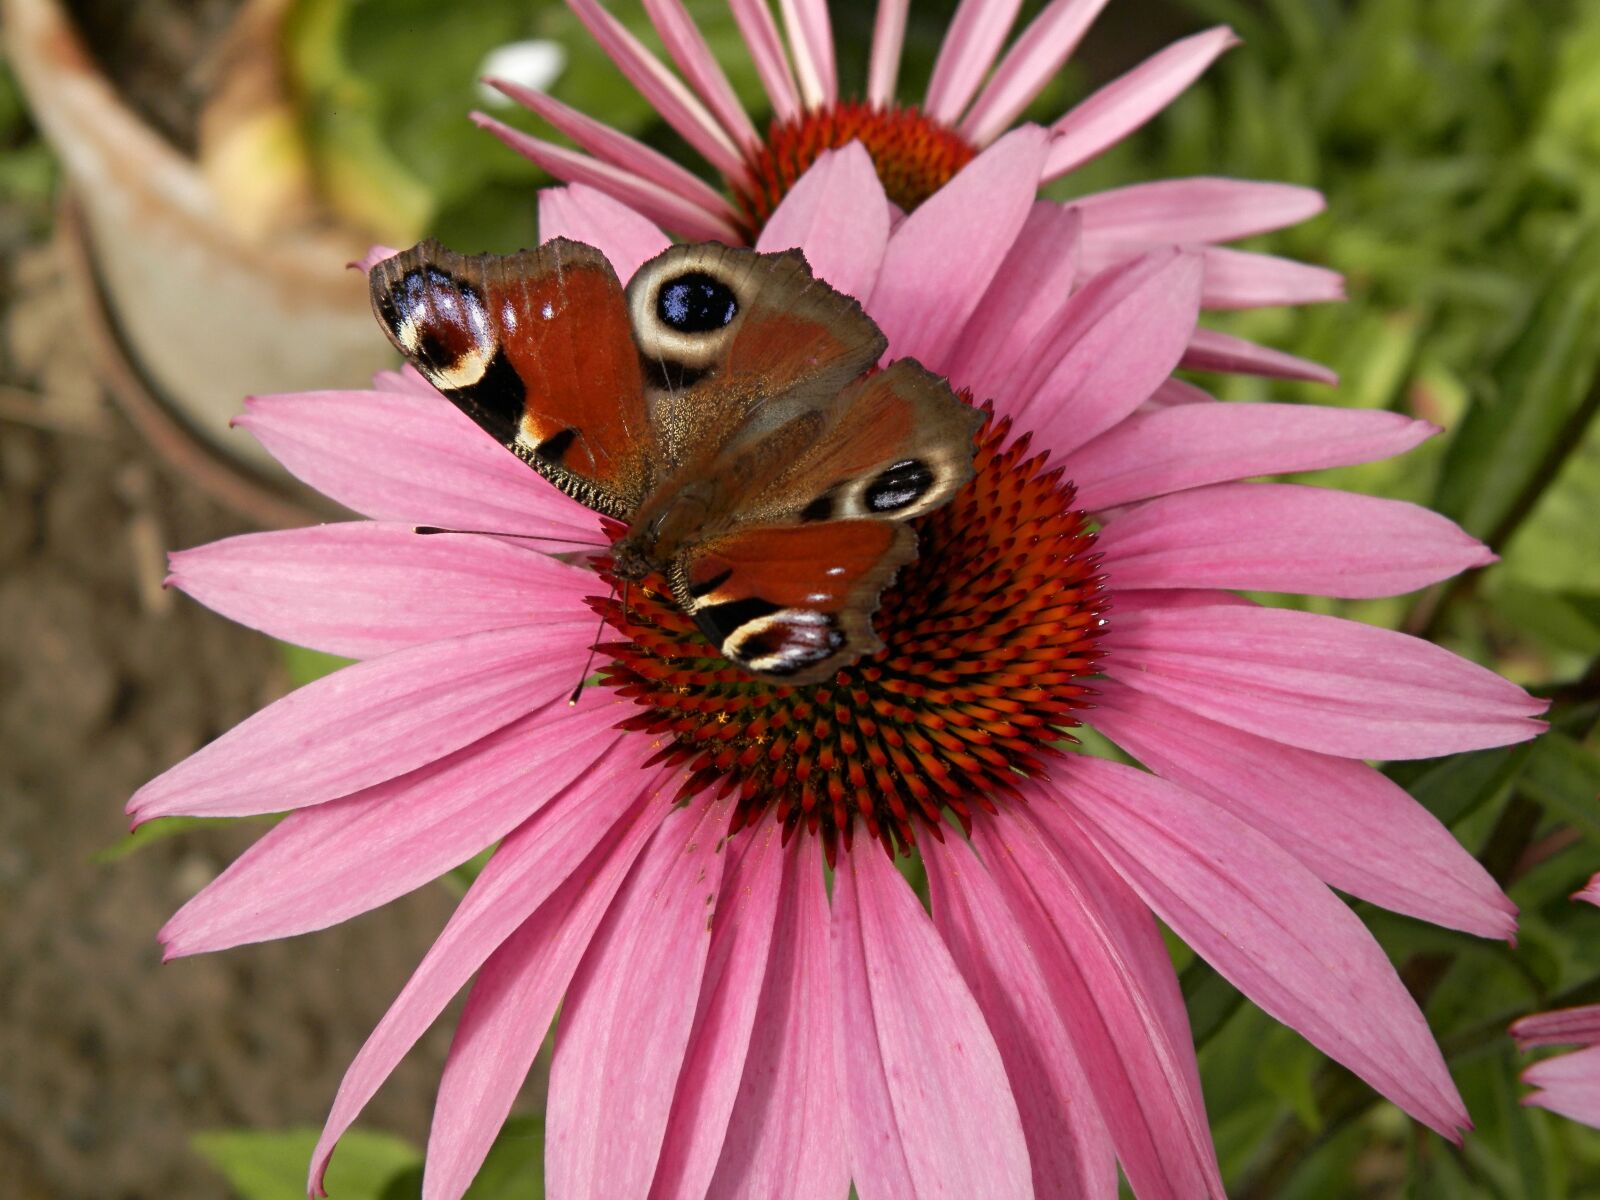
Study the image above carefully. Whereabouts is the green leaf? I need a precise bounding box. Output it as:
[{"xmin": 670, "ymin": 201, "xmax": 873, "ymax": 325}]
[
  {"xmin": 1487, "ymin": 584, "xmax": 1600, "ymax": 657},
  {"xmin": 193, "ymin": 1129, "xmax": 420, "ymax": 1200},
  {"xmin": 1256, "ymin": 1032, "xmax": 1323, "ymax": 1133},
  {"xmin": 1388, "ymin": 741, "xmax": 1535, "ymax": 830},
  {"xmin": 1521, "ymin": 730, "xmax": 1600, "ymax": 846},
  {"xmin": 1496, "ymin": 417, "xmax": 1600, "ymax": 598},
  {"xmin": 280, "ymin": 642, "xmax": 355, "ymax": 687},
  {"xmin": 93, "ymin": 816, "xmax": 255, "ymax": 864},
  {"xmin": 463, "ymin": 1115, "xmax": 545, "ymax": 1199},
  {"xmin": 1432, "ymin": 222, "xmax": 1600, "ymax": 546},
  {"xmin": 1181, "ymin": 958, "xmax": 1246, "ymax": 1049}
]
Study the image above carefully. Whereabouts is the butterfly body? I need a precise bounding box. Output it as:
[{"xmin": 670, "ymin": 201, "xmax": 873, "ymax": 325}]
[{"xmin": 370, "ymin": 237, "xmax": 981, "ymax": 684}]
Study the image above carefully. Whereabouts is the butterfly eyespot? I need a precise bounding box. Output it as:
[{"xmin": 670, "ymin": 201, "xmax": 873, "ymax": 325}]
[
  {"xmin": 381, "ymin": 266, "xmax": 497, "ymax": 390},
  {"xmin": 656, "ymin": 272, "xmax": 739, "ymax": 334},
  {"xmin": 725, "ymin": 609, "xmax": 844, "ymax": 676},
  {"xmin": 864, "ymin": 459, "xmax": 935, "ymax": 512}
]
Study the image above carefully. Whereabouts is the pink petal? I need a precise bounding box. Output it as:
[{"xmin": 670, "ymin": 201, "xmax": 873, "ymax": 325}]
[
  {"xmin": 1145, "ymin": 378, "xmax": 1216, "ymax": 408},
  {"xmin": 972, "ymin": 809, "xmax": 1225, "ymax": 1199},
  {"xmin": 235, "ymin": 388, "xmax": 595, "ymax": 538},
  {"xmin": 1042, "ymin": 756, "xmax": 1471, "ymax": 1139},
  {"xmin": 1098, "ymin": 482, "xmax": 1493, "ymax": 598},
  {"xmin": 374, "ymin": 365, "xmax": 438, "ymax": 397},
  {"xmin": 707, "ymin": 838, "xmax": 849, "ymax": 1200},
  {"xmin": 1087, "ymin": 680, "xmax": 1515, "ymax": 938},
  {"xmin": 1103, "ymin": 602, "xmax": 1548, "ymax": 759},
  {"xmin": 730, "ymin": 0, "xmax": 801, "ymax": 122},
  {"xmin": 537, "ymin": 183, "xmax": 673, "ymax": 283},
  {"xmin": 1073, "ymin": 178, "xmax": 1325, "ymax": 247},
  {"xmin": 1059, "ymin": 403, "xmax": 1435, "ymax": 511},
  {"xmin": 650, "ymin": 828, "xmax": 786, "ymax": 1200},
  {"xmin": 868, "ymin": 126, "xmax": 1051, "ymax": 371},
  {"xmin": 756, "ymin": 143, "xmax": 892, "ymax": 301},
  {"xmin": 1524, "ymin": 1044, "xmax": 1600, "ymax": 1128},
  {"xmin": 564, "ymin": 0, "xmax": 749, "ymax": 184},
  {"xmin": 472, "ymin": 113, "xmax": 742, "ymax": 242},
  {"xmin": 129, "ymin": 619, "xmax": 594, "ymax": 822},
  {"xmin": 160, "ymin": 701, "xmax": 630, "ymax": 957},
  {"xmin": 867, "ymin": 0, "xmax": 909, "ymax": 106},
  {"xmin": 309, "ymin": 750, "xmax": 670, "ymax": 1195},
  {"xmin": 546, "ymin": 800, "xmax": 731, "ymax": 1199},
  {"xmin": 960, "ymin": 0, "xmax": 1111, "ymax": 146},
  {"xmin": 1008, "ymin": 249, "xmax": 1203, "ymax": 454},
  {"xmin": 168, "ymin": 522, "xmax": 591, "ymax": 660},
  {"xmin": 925, "ymin": 834, "xmax": 1118, "ymax": 1199},
  {"xmin": 1045, "ymin": 27, "xmax": 1239, "ymax": 180},
  {"xmin": 1184, "ymin": 247, "xmax": 1346, "ymax": 309},
  {"xmin": 354, "ymin": 244, "xmax": 399, "ymax": 272},
  {"xmin": 923, "ymin": 0, "xmax": 1024, "ymax": 124},
  {"xmin": 946, "ymin": 203, "xmax": 1081, "ymax": 400},
  {"xmin": 832, "ymin": 842, "xmax": 1034, "ymax": 1199},
  {"xmin": 777, "ymin": 0, "xmax": 836, "ymax": 108},
  {"xmin": 642, "ymin": 0, "xmax": 762, "ymax": 153},
  {"xmin": 491, "ymin": 78, "xmax": 739, "ymax": 220},
  {"xmin": 1181, "ymin": 326, "xmax": 1338, "ymax": 384},
  {"xmin": 418, "ymin": 774, "xmax": 674, "ymax": 1200},
  {"xmin": 1577, "ymin": 873, "xmax": 1600, "ymax": 908},
  {"xmin": 1113, "ymin": 586, "xmax": 1251, "ymax": 613},
  {"xmin": 1513, "ymin": 1005, "xmax": 1600, "ymax": 1051}
]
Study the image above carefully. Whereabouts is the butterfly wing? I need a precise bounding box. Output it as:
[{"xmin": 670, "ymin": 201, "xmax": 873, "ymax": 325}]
[
  {"xmin": 623, "ymin": 243, "xmax": 887, "ymax": 473},
  {"xmin": 673, "ymin": 521, "xmax": 915, "ymax": 684},
  {"xmin": 747, "ymin": 359, "xmax": 985, "ymax": 525},
  {"xmin": 669, "ymin": 361, "xmax": 983, "ymax": 684},
  {"xmin": 369, "ymin": 238, "xmax": 654, "ymax": 517}
]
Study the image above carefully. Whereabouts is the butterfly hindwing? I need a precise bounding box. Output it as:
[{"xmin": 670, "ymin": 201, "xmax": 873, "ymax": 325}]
[
  {"xmin": 673, "ymin": 521, "xmax": 916, "ymax": 685},
  {"xmin": 369, "ymin": 238, "xmax": 654, "ymax": 517},
  {"xmin": 748, "ymin": 359, "xmax": 985, "ymax": 526}
]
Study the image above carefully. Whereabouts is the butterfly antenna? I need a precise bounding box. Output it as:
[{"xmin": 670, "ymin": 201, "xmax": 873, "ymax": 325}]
[
  {"xmin": 414, "ymin": 526, "xmax": 603, "ymax": 548},
  {"xmin": 568, "ymin": 578, "xmax": 618, "ymax": 706}
]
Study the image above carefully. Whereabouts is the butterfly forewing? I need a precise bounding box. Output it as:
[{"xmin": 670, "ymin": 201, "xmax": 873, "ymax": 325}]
[
  {"xmin": 624, "ymin": 243, "xmax": 888, "ymax": 470},
  {"xmin": 369, "ymin": 238, "xmax": 655, "ymax": 516}
]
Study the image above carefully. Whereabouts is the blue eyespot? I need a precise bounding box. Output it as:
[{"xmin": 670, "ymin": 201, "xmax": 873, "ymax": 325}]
[
  {"xmin": 657, "ymin": 273, "xmax": 738, "ymax": 333},
  {"xmin": 865, "ymin": 459, "xmax": 935, "ymax": 512}
]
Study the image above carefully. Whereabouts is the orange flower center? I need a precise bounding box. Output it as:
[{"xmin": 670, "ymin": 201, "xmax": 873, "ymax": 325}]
[
  {"xmin": 735, "ymin": 102, "xmax": 978, "ymax": 233},
  {"xmin": 592, "ymin": 407, "xmax": 1107, "ymax": 860}
]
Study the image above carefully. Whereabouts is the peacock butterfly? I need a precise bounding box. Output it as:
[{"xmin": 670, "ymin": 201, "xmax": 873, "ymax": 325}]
[{"xmin": 368, "ymin": 238, "xmax": 982, "ymax": 685}]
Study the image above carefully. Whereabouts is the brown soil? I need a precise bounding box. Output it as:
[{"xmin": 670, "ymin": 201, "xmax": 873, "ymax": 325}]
[{"xmin": 0, "ymin": 237, "xmax": 460, "ymax": 1197}]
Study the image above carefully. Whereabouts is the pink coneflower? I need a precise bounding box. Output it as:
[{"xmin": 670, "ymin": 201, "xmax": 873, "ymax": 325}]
[
  {"xmin": 1510, "ymin": 878, "xmax": 1600, "ymax": 1130},
  {"xmin": 135, "ymin": 143, "xmax": 1543, "ymax": 1200},
  {"xmin": 473, "ymin": 0, "xmax": 1343, "ymax": 389},
  {"xmin": 1512, "ymin": 1004, "xmax": 1600, "ymax": 1129}
]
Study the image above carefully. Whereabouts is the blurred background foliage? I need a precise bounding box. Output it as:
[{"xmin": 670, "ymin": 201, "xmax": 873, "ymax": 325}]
[{"xmin": 6, "ymin": 0, "xmax": 1598, "ymax": 1195}]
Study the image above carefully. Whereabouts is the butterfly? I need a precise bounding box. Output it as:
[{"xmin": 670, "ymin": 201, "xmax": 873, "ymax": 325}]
[{"xmin": 368, "ymin": 237, "xmax": 982, "ymax": 686}]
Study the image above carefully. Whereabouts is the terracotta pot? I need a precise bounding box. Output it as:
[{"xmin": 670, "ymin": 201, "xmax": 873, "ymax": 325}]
[{"xmin": 4, "ymin": 0, "xmax": 392, "ymax": 522}]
